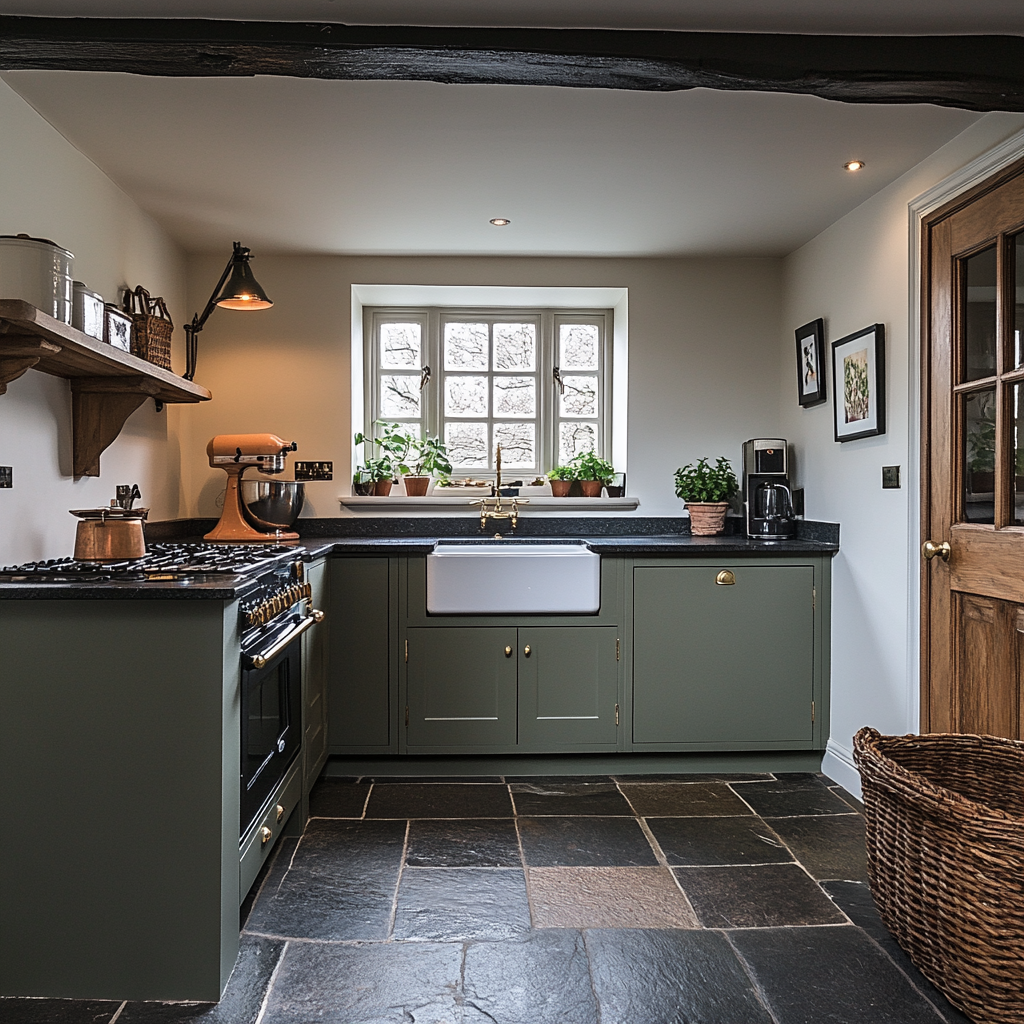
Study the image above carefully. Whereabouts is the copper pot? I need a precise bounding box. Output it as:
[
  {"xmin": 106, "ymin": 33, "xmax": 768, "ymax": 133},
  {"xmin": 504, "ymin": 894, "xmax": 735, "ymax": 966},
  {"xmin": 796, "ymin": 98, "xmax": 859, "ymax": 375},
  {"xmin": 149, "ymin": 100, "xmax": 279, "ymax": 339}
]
[{"xmin": 71, "ymin": 507, "xmax": 147, "ymax": 560}]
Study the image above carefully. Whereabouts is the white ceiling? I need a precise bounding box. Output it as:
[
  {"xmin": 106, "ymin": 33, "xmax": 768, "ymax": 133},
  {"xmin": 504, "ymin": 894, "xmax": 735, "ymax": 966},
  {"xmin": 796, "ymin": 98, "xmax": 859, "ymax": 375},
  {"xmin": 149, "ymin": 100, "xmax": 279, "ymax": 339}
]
[
  {"xmin": 2, "ymin": 70, "xmax": 981, "ymax": 258},
  {"xmin": 0, "ymin": 0, "xmax": 1021, "ymax": 34}
]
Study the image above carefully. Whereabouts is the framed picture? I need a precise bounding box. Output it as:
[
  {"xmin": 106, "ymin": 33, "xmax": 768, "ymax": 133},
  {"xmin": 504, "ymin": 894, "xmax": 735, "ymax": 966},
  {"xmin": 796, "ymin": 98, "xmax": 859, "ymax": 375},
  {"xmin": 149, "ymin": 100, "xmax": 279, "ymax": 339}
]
[
  {"xmin": 795, "ymin": 318, "xmax": 826, "ymax": 406},
  {"xmin": 832, "ymin": 323, "xmax": 885, "ymax": 442}
]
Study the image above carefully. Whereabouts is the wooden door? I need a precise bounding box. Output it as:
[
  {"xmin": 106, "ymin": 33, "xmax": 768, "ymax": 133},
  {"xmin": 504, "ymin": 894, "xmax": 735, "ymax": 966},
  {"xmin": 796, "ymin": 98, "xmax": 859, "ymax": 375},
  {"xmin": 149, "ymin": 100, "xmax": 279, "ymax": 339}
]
[{"xmin": 922, "ymin": 157, "xmax": 1024, "ymax": 737}]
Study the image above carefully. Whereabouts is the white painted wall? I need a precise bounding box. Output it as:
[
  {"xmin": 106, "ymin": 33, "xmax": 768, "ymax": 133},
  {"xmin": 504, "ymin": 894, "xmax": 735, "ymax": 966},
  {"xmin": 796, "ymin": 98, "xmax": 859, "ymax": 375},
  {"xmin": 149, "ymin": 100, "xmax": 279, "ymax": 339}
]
[
  {"xmin": 779, "ymin": 113, "xmax": 1024, "ymax": 796},
  {"xmin": 181, "ymin": 254, "xmax": 784, "ymax": 520},
  {"xmin": 0, "ymin": 81, "xmax": 187, "ymax": 566}
]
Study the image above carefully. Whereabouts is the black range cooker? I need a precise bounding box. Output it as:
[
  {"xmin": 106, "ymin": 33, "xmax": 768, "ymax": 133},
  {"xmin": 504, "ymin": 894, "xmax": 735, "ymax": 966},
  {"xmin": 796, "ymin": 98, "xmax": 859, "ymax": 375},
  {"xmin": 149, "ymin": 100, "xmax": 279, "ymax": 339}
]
[{"xmin": 1, "ymin": 541, "xmax": 319, "ymax": 842}]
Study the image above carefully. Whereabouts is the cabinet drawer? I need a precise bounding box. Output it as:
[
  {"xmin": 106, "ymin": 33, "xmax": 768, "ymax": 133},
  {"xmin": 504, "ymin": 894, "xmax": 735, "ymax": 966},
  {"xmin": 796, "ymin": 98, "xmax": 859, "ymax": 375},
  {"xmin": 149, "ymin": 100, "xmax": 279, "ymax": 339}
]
[{"xmin": 239, "ymin": 759, "xmax": 302, "ymax": 903}]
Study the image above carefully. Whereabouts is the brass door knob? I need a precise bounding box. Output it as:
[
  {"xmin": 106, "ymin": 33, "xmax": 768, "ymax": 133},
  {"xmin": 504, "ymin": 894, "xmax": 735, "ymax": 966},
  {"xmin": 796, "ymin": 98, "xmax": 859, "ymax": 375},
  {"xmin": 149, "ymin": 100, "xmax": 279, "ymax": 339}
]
[
  {"xmin": 524, "ymin": 645, "xmax": 532, "ymax": 657},
  {"xmin": 716, "ymin": 570, "xmax": 736, "ymax": 586},
  {"xmin": 922, "ymin": 540, "xmax": 950, "ymax": 562},
  {"xmin": 260, "ymin": 826, "xmax": 273, "ymax": 846},
  {"xmin": 504, "ymin": 645, "xmax": 513, "ymax": 657}
]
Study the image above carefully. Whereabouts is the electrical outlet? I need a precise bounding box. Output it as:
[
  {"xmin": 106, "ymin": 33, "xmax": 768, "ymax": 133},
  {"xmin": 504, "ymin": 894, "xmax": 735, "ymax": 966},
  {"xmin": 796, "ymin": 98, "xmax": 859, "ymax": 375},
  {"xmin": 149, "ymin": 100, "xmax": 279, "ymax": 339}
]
[
  {"xmin": 294, "ymin": 460, "xmax": 333, "ymax": 481},
  {"xmin": 0, "ymin": 466, "xmax": 11, "ymax": 488},
  {"xmin": 882, "ymin": 465, "xmax": 901, "ymax": 489}
]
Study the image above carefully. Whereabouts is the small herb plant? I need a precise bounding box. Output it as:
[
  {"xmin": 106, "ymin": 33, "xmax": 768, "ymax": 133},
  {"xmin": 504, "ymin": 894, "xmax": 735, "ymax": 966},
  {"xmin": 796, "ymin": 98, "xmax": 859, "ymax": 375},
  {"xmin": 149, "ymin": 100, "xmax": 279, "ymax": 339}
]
[
  {"xmin": 547, "ymin": 465, "xmax": 576, "ymax": 481},
  {"xmin": 571, "ymin": 450, "xmax": 615, "ymax": 484},
  {"xmin": 355, "ymin": 422, "xmax": 411, "ymax": 481},
  {"xmin": 674, "ymin": 457, "xmax": 738, "ymax": 503},
  {"xmin": 409, "ymin": 434, "xmax": 452, "ymax": 478}
]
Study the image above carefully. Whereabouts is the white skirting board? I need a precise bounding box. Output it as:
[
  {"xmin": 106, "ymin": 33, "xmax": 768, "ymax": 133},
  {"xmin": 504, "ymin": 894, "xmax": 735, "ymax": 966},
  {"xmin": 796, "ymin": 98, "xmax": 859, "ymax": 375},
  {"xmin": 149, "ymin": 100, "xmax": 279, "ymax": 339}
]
[{"xmin": 821, "ymin": 738, "xmax": 862, "ymax": 800}]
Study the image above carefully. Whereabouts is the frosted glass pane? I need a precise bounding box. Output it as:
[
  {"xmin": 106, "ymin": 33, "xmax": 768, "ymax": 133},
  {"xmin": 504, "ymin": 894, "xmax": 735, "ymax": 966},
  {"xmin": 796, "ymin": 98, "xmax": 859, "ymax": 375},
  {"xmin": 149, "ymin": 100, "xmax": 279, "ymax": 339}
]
[
  {"xmin": 559, "ymin": 324, "xmax": 599, "ymax": 369},
  {"xmin": 494, "ymin": 376, "xmax": 536, "ymax": 417},
  {"xmin": 445, "ymin": 421, "xmax": 489, "ymax": 467},
  {"xmin": 560, "ymin": 375, "xmax": 599, "ymax": 417},
  {"xmin": 444, "ymin": 322, "xmax": 489, "ymax": 370},
  {"xmin": 494, "ymin": 422, "xmax": 535, "ymax": 467},
  {"xmin": 445, "ymin": 375, "xmax": 488, "ymax": 416},
  {"xmin": 380, "ymin": 375, "xmax": 420, "ymax": 417},
  {"xmin": 379, "ymin": 322, "xmax": 420, "ymax": 368},
  {"xmin": 559, "ymin": 422, "xmax": 597, "ymax": 464},
  {"xmin": 494, "ymin": 323, "xmax": 536, "ymax": 370}
]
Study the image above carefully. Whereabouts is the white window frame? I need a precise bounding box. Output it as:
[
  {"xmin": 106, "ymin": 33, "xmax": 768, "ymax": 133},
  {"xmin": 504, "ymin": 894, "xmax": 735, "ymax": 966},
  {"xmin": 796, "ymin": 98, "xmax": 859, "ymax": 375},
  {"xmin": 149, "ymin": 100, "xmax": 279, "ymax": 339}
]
[{"xmin": 364, "ymin": 306, "xmax": 613, "ymax": 478}]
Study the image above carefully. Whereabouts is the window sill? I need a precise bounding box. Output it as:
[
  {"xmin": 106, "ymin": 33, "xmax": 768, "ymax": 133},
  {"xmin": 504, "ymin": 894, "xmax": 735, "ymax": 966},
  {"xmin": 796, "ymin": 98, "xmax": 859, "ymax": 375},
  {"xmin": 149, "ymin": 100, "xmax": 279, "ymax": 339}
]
[{"xmin": 338, "ymin": 495, "xmax": 640, "ymax": 512}]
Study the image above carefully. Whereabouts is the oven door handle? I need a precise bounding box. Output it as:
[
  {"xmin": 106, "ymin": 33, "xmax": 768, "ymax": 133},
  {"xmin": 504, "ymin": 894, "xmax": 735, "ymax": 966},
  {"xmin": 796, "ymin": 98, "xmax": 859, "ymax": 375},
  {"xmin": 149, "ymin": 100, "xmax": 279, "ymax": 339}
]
[{"xmin": 248, "ymin": 609, "xmax": 325, "ymax": 669}]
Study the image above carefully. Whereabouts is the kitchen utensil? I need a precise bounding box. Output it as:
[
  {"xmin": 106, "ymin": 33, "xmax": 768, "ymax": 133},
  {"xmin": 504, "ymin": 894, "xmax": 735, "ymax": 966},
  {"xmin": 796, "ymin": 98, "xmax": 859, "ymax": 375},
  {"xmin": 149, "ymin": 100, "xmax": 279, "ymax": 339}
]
[
  {"xmin": 115, "ymin": 484, "xmax": 142, "ymax": 510},
  {"xmin": 70, "ymin": 505, "xmax": 148, "ymax": 560},
  {"xmin": 0, "ymin": 233, "xmax": 74, "ymax": 323},
  {"xmin": 72, "ymin": 281, "xmax": 104, "ymax": 339},
  {"xmin": 240, "ymin": 478, "xmax": 305, "ymax": 531}
]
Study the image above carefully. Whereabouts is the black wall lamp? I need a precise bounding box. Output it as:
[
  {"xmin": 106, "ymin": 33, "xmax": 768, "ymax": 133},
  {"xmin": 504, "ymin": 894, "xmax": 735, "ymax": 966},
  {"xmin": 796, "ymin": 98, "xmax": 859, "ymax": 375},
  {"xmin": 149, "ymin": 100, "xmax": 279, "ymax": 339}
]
[{"xmin": 183, "ymin": 241, "xmax": 273, "ymax": 381}]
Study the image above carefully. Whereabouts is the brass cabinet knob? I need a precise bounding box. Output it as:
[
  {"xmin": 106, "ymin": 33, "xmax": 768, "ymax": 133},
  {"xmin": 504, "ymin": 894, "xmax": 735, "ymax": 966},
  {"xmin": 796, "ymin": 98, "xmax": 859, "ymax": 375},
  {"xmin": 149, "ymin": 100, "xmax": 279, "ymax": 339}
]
[
  {"xmin": 524, "ymin": 645, "xmax": 532, "ymax": 657},
  {"xmin": 922, "ymin": 540, "xmax": 951, "ymax": 562},
  {"xmin": 716, "ymin": 570, "xmax": 736, "ymax": 585},
  {"xmin": 311, "ymin": 608, "xmax": 325, "ymax": 623},
  {"xmin": 504, "ymin": 645, "xmax": 513, "ymax": 657},
  {"xmin": 276, "ymin": 804, "xmax": 285, "ymax": 823},
  {"xmin": 260, "ymin": 826, "xmax": 273, "ymax": 846}
]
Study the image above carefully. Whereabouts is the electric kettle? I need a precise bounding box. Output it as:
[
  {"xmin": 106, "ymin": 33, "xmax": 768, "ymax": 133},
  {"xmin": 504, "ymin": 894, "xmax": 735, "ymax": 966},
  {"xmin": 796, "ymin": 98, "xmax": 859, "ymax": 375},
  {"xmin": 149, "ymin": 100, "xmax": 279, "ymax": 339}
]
[{"xmin": 756, "ymin": 480, "xmax": 794, "ymax": 521}]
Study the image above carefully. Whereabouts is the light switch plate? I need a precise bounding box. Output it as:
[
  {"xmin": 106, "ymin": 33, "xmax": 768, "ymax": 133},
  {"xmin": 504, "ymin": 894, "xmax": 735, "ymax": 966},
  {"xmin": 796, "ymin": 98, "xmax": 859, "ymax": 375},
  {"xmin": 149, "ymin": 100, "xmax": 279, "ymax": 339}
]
[
  {"xmin": 882, "ymin": 465, "xmax": 901, "ymax": 489},
  {"xmin": 294, "ymin": 461, "xmax": 333, "ymax": 481},
  {"xmin": 0, "ymin": 466, "xmax": 11, "ymax": 488}
]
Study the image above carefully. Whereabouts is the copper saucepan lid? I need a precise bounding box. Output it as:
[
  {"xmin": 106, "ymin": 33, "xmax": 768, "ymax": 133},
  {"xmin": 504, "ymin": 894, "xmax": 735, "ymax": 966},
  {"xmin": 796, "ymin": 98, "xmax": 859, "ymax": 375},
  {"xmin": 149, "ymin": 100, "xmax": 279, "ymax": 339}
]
[{"xmin": 70, "ymin": 507, "xmax": 150, "ymax": 521}]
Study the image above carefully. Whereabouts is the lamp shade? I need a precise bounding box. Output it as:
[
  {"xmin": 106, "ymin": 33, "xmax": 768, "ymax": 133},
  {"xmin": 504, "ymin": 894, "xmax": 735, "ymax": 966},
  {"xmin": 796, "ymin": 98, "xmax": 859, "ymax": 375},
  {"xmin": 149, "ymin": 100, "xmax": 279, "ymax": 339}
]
[{"xmin": 214, "ymin": 255, "xmax": 273, "ymax": 310}]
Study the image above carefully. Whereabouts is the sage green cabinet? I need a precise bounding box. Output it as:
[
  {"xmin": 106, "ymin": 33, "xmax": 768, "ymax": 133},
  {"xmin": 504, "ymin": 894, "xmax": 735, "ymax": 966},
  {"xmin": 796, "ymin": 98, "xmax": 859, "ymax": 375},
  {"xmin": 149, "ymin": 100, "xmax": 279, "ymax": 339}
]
[
  {"xmin": 301, "ymin": 558, "xmax": 329, "ymax": 794},
  {"xmin": 327, "ymin": 557, "xmax": 395, "ymax": 753},
  {"xmin": 632, "ymin": 562, "xmax": 820, "ymax": 750},
  {"xmin": 405, "ymin": 625, "xmax": 619, "ymax": 752}
]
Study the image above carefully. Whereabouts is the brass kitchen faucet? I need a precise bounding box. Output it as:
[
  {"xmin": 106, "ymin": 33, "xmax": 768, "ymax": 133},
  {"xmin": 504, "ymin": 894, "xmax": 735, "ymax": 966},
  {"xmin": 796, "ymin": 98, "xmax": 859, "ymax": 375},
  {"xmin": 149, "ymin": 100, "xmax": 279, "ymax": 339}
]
[{"xmin": 471, "ymin": 444, "xmax": 529, "ymax": 531}]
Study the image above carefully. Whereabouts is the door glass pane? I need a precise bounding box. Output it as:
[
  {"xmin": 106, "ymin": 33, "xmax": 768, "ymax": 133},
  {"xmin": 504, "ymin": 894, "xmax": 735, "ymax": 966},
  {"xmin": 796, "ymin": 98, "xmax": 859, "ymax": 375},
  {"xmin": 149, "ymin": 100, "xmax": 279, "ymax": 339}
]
[
  {"xmin": 962, "ymin": 246, "xmax": 997, "ymax": 382},
  {"xmin": 1014, "ymin": 383, "xmax": 1024, "ymax": 525},
  {"xmin": 379, "ymin": 322, "xmax": 420, "ymax": 368},
  {"xmin": 1015, "ymin": 234, "xmax": 1024, "ymax": 367},
  {"xmin": 964, "ymin": 387, "xmax": 996, "ymax": 523}
]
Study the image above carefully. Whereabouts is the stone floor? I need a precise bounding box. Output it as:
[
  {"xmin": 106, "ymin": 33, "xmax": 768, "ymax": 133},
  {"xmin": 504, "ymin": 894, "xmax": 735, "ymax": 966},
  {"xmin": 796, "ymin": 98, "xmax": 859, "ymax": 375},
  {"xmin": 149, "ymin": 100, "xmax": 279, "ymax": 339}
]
[{"xmin": 2, "ymin": 773, "xmax": 973, "ymax": 1023}]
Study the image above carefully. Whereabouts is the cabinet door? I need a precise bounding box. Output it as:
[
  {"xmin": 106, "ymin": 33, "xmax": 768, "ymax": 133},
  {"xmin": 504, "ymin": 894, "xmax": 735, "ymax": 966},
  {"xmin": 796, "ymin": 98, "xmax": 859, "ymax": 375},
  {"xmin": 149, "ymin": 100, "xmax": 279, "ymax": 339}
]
[
  {"xmin": 518, "ymin": 627, "xmax": 618, "ymax": 748},
  {"xmin": 328, "ymin": 558, "xmax": 392, "ymax": 749},
  {"xmin": 301, "ymin": 559, "xmax": 329, "ymax": 789},
  {"xmin": 633, "ymin": 565, "xmax": 814, "ymax": 746},
  {"xmin": 407, "ymin": 627, "xmax": 517, "ymax": 748}
]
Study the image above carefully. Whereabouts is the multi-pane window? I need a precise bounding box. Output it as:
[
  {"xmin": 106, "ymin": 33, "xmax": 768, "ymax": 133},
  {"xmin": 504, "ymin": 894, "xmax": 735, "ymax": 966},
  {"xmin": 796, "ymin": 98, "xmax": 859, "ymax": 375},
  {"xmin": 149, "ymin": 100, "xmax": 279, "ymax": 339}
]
[{"xmin": 366, "ymin": 308, "xmax": 611, "ymax": 476}]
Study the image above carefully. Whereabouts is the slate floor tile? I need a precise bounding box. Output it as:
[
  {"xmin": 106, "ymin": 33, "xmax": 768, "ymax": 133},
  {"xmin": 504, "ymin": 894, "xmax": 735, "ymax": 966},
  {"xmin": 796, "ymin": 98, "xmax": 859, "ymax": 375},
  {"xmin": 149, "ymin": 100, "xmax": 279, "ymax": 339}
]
[
  {"xmin": 504, "ymin": 774, "xmax": 613, "ymax": 785},
  {"xmin": 392, "ymin": 867, "xmax": 531, "ymax": 940},
  {"xmin": 517, "ymin": 816, "xmax": 659, "ymax": 867},
  {"xmin": 260, "ymin": 940, "xmax": 463, "ymax": 1024},
  {"xmin": 822, "ymin": 882, "xmax": 974, "ymax": 1024},
  {"xmin": 731, "ymin": 776, "xmax": 856, "ymax": 816},
  {"xmin": 619, "ymin": 781, "xmax": 753, "ymax": 817},
  {"xmin": 365, "ymin": 782, "xmax": 513, "ymax": 818},
  {"xmin": 510, "ymin": 781, "xmax": 633, "ymax": 816},
  {"xmin": 362, "ymin": 775, "xmax": 505, "ymax": 784},
  {"xmin": 406, "ymin": 818, "xmax": 522, "ymax": 867},
  {"xmin": 307, "ymin": 779, "xmax": 371, "ymax": 818},
  {"xmin": 673, "ymin": 863, "xmax": 847, "ymax": 928},
  {"xmin": 611, "ymin": 772, "xmax": 773, "ymax": 783},
  {"xmin": 528, "ymin": 866, "xmax": 698, "ymax": 928},
  {"xmin": 731, "ymin": 925, "xmax": 948, "ymax": 1024},
  {"xmin": 647, "ymin": 815, "xmax": 793, "ymax": 866},
  {"xmin": 829, "ymin": 784, "xmax": 865, "ymax": 811},
  {"xmin": 0, "ymin": 999, "xmax": 122, "ymax": 1023},
  {"xmin": 244, "ymin": 820, "xmax": 406, "ymax": 940},
  {"xmin": 463, "ymin": 931, "xmax": 597, "ymax": 1024},
  {"xmin": 116, "ymin": 937, "xmax": 285, "ymax": 1023},
  {"xmin": 586, "ymin": 928, "xmax": 775, "ymax": 1024},
  {"xmin": 766, "ymin": 813, "xmax": 868, "ymax": 881}
]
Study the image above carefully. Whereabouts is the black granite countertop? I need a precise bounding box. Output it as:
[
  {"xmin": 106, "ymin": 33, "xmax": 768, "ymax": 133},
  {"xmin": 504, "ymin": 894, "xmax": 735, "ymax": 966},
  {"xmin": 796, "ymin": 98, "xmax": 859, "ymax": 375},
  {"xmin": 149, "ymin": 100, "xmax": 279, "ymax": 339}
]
[{"xmin": 0, "ymin": 518, "xmax": 837, "ymax": 598}]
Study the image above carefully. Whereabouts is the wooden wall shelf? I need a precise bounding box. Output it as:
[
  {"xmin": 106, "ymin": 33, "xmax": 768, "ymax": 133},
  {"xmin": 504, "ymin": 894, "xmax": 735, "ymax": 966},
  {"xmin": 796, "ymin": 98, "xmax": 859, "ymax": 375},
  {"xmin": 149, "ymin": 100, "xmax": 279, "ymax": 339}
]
[{"xmin": 0, "ymin": 299, "xmax": 212, "ymax": 476}]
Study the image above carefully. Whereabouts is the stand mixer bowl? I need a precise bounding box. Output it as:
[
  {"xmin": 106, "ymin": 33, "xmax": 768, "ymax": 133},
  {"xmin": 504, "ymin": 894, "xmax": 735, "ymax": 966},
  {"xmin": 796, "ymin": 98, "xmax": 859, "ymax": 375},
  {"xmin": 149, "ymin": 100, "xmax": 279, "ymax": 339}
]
[{"xmin": 240, "ymin": 479, "xmax": 305, "ymax": 531}]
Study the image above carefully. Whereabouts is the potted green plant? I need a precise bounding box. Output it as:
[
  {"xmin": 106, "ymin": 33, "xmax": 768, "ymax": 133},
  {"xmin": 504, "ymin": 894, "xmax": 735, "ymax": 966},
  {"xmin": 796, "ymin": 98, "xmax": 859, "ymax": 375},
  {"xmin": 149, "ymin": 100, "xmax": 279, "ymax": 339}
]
[
  {"xmin": 547, "ymin": 464, "xmax": 575, "ymax": 498},
  {"xmin": 404, "ymin": 434, "xmax": 452, "ymax": 496},
  {"xmin": 355, "ymin": 423, "xmax": 412, "ymax": 496},
  {"xmin": 571, "ymin": 450, "xmax": 616, "ymax": 497},
  {"xmin": 674, "ymin": 456, "xmax": 738, "ymax": 535}
]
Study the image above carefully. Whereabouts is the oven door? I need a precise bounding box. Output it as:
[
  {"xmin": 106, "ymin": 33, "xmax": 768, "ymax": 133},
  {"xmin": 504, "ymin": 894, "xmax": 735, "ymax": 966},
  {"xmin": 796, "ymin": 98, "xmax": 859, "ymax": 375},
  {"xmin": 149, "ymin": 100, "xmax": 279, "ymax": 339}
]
[{"xmin": 240, "ymin": 620, "xmax": 303, "ymax": 839}]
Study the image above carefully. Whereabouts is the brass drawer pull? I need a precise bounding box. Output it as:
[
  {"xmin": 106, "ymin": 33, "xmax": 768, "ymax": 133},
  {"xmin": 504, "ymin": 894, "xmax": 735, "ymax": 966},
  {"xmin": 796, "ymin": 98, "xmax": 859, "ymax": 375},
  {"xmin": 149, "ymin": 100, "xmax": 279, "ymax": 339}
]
[
  {"xmin": 524, "ymin": 645, "xmax": 531, "ymax": 657},
  {"xmin": 260, "ymin": 826, "xmax": 273, "ymax": 846},
  {"xmin": 505, "ymin": 645, "xmax": 513, "ymax": 657},
  {"xmin": 716, "ymin": 570, "xmax": 736, "ymax": 586},
  {"xmin": 276, "ymin": 804, "xmax": 285, "ymax": 823}
]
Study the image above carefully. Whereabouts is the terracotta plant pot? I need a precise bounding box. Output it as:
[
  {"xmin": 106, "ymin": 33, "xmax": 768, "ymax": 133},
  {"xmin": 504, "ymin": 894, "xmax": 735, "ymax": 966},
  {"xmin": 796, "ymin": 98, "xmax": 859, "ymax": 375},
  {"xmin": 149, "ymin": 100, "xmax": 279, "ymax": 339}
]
[
  {"xmin": 404, "ymin": 476, "xmax": 429, "ymax": 496},
  {"xmin": 685, "ymin": 501, "xmax": 730, "ymax": 536},
  {"xmin": 549, "ymin": 480, "xmax": 572, "ymax": 497},
  {"xmin": 580, "ymin": 480, "xmax": 604, "ymax": 497},
  {"xmin": 373, "ymin": 479, "xmax": 393, "ymax": 497}
]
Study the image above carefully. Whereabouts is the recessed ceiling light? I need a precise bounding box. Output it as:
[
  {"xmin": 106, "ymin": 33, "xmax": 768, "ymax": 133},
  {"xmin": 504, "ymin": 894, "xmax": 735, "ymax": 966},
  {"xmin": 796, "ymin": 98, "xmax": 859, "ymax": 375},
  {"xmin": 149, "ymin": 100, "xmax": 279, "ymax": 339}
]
[
  {"xmin": 489, "ymin": 218, "xmax": 511, "ymax": 226},
  {"xmin": 843, "ymin": 160, "xmax": 866, "ymax": 172}
]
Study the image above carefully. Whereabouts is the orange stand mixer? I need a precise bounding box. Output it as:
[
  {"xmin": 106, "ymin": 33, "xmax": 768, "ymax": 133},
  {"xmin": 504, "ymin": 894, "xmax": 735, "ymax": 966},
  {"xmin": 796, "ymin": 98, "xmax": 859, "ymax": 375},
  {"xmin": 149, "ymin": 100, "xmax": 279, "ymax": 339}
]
[{"xmin": 205, "ymin": 433, "xmax": 299, "ymax": 543}]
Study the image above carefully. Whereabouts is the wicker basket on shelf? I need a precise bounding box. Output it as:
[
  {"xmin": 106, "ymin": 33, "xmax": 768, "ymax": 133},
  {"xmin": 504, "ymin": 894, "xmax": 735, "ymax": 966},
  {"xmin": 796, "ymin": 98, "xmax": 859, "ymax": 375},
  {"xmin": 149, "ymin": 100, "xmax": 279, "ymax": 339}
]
[
  {"xmin": 853, "ymin": 727, "xmax": 1024, "ymax": 1024},
  {"xmin": 125, "ymin": 285, "xmax": 173, "ymax": 371}
]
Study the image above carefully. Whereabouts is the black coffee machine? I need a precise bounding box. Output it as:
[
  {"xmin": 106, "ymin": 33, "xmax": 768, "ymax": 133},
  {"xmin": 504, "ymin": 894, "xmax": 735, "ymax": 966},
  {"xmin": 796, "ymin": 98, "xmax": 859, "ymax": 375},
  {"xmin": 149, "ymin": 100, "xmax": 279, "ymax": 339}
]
[{"xmin": 742, "ymin": 438, "xmax": 796, "ymax": 541}]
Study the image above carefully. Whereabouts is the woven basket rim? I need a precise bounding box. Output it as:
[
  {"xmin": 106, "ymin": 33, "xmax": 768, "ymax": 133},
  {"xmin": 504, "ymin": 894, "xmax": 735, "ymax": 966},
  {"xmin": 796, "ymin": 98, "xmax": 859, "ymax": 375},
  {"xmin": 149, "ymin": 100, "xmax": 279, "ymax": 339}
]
[{"xmin": 854, "ymin": 726, "xmax": 1024, "ymax": 826}]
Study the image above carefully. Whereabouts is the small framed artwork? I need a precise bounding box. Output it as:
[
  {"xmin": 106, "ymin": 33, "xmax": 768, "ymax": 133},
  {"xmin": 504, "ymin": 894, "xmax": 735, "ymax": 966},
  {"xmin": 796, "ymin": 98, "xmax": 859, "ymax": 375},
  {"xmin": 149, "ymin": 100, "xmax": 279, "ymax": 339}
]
[
  {"xmin": 795, "ymin": 318, "xmax": 826, "ymax": 406},
  {"xmin": 832, "ymin": 323, "xmax": 886, "ymax": 442}
]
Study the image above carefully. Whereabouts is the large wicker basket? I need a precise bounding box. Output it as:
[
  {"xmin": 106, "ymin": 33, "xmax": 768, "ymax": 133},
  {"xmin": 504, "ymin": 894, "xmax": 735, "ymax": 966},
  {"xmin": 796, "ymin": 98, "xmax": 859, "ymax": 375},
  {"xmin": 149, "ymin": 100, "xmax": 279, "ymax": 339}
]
[{"xmin": 854, "ymin": 727, "xmax": 1024, "ymax": 1024}]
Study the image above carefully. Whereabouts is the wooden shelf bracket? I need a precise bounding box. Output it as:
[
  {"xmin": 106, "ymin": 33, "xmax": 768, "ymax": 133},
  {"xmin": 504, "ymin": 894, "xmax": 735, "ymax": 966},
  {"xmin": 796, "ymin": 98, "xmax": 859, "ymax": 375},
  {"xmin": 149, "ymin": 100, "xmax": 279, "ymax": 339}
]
[{"xmin": 72, "ymin": 376, "xmax": 162, "ymax": 477}]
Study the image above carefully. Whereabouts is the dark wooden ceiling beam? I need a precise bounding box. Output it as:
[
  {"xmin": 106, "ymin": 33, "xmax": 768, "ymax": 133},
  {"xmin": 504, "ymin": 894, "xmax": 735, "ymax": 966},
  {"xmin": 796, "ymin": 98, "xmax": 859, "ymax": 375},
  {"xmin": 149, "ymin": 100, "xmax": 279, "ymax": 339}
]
[{"xmin": 0, "ymin": 17, "xmax": 1022, "ymax": 112}]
